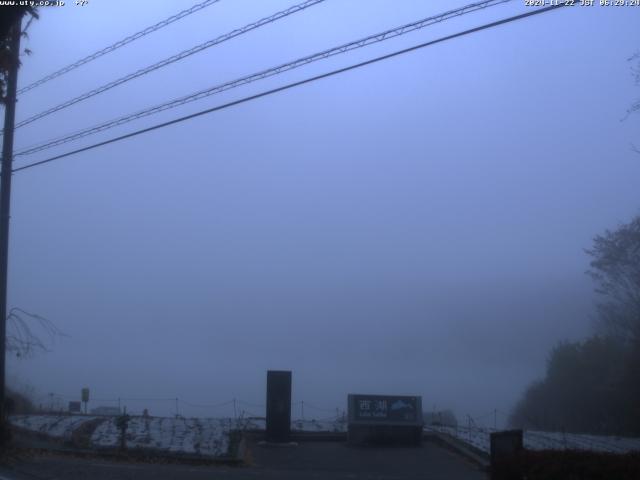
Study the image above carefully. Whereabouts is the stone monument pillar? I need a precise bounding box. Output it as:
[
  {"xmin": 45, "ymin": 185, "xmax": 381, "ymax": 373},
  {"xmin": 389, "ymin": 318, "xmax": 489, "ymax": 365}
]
[{"xmin": 266, "ymin": 370, "xmax": 292, "ymax": 442}]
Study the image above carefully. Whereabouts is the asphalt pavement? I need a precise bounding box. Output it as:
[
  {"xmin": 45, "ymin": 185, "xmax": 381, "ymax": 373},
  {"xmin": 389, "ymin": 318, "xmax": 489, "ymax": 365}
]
[{"xmin": 1, "ymin": 440, "xmax": 487, "ymax": 480}]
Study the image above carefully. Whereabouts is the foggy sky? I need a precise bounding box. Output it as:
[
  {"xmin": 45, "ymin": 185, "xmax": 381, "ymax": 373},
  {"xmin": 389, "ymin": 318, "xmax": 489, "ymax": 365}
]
[{"xmin": 5, "ymin": 0, "xmax": 640, "ymax": 425}]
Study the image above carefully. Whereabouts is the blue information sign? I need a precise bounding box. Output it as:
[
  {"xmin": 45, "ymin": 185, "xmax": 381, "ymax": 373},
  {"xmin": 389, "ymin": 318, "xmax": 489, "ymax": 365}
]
[{"xmin": 349, "ymin": 394, "xmax": 422, "ymax": 424}]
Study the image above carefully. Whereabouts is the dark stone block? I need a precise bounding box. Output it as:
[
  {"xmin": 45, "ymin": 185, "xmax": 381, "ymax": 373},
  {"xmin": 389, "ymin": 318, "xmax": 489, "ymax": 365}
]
[
  {"xmin": 490, "ymin": 429, "xmax": 524, "ymax": 479},
  {"xmin": 266, "ymin": 370, "xmax": 292, "ymax": 443}
]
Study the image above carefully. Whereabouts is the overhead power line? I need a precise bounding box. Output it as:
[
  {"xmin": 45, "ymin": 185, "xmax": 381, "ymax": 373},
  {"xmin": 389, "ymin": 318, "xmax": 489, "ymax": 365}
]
[
  {"xmin": 304, "ymin": 402, "xmax": 337, "ymax": 413},
  {"xmin": 14, "ymin": 0, "xmax": 513, "ymax": 158},
  {"xmin": 237, "ymin": 400, "xmax": 265, "ymax": 408},
  {"xmin": 12, "ymin": 0, "xmax": 326, "ymax": 131},
  {"xmin": 17, "ymin": 0, "xmax": 223, "ymax": 95},
  {"xmin": 181, "ymin": 399, "xmax": 235, "ymax": 409},
  {"xmin": 13, "ymin": 2, "xmax": 572, "ymax": 174}
]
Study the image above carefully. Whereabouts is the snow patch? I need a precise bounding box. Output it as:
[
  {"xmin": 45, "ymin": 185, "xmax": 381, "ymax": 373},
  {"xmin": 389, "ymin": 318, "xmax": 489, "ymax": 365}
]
[
  {"xmin": 9, "ymin": 414, "xmax": 99, "ymax": 439},
  {"xmin": 426, "ymin": 425, "xmax": 640, "ymax": 454},
  {"xmin": 90, "ymin": 416, "xmax": 237, "ymax": 456}
]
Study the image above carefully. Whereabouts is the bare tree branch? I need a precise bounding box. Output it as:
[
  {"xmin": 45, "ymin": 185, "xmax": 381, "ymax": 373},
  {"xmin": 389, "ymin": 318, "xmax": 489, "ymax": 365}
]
[
  {"xmin": 625, "ymin": 51, "xmax": 640, "ymax": 153},
  {"xmin": 6, "ymin": 308, "xmax": 66, "ymax": 358}
]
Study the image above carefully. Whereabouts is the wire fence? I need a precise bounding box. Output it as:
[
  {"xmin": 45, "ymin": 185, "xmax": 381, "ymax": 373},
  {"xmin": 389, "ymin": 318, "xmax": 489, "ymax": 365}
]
[
  {"xmin": 20, "ymin": 395, "xmax": 640, "ymax": 453},
  {"xmin": 26, "ymin": 391, "xmax": 347, "ymax": 422}
]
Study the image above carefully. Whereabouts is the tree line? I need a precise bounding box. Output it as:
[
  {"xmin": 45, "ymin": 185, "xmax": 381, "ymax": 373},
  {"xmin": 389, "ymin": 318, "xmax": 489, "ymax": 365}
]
[{"xmin": 510, "ymin": 215, "xmax": 640, "ymax": 435}]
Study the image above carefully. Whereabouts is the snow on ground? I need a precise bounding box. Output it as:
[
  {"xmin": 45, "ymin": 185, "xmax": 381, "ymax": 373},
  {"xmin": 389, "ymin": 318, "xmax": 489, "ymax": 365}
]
[
  {"xmin": 11, "ymin": 414, "xmax": 346, "ymax": 457},
  {"xmin": 14, "ymin": 414, "xmax": 640, "ymax": 457},
  {"xmin": 426, "ymin": 425, "xmax": 640, "ymax": 455},
  {"xmin": 9, "ymin": 414, "xmax": 345, "ymax": 457},
  {"xmin": 10, "ymin": 414, "xmax": 240, "ymax": 457},
  {"xmin": 91, "ymin": 416, "xmax": 236, "ymax": 456},
  {"xmin": 241, "ymin": 417, "xmax": 265, "ymax": 430},
  {"xmin": 525, "ymin": 430, "xmax": 640, "ymax": 454},
  {"xmin": 291, "ymin": 418, "xmax": 347, "ymax": 432},
  {"xmin": 9, "ymin": 414, "xmax": 98, "ymax": 439}
]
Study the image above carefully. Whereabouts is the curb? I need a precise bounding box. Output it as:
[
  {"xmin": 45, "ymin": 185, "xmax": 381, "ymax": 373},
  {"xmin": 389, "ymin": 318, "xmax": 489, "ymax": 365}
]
[{"xmin": 424, "ymin": 431, "xmax": 490, "ymax": 469}]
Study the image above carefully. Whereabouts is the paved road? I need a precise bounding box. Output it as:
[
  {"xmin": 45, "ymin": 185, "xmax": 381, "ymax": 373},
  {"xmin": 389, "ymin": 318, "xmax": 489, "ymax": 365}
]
[{"xmin": 2, "ymin": 441, "xmax": 487, "ymax": 480}]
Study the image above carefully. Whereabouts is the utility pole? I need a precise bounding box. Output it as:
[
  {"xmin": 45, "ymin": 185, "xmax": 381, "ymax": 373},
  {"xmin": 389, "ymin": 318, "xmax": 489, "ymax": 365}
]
[{"xmin": 0, "ymin": 14, "xmax": 22, "ymax": 429}]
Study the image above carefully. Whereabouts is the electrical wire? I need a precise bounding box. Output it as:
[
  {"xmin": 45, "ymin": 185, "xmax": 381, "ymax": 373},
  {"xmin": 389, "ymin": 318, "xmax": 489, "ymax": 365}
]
[
  {"xmin": 17, "ymin": 0, "xmax": 223, "ymax": 95},
  {"xmin": 14, "ymin": 0, "xmax": 512, "ymax": 158},
  {"xmin": 118, "ymin": 397, "xmax": 177, "ymax": 402},
  {"xmin": 237, "ymin": 399, "xmax": 265, "ymax": 408},
  {"xmin": 13, "ymin": 2, "xmax": 572, "ymax": 174},
  {"xmin": 304, "ymin": 402, "xmax": 337, "ymax": 413},
  {"xmin": 12, "ymin": 0, "xmax": 326, "ymax": 131},
  {"xmin": 180, "ymin": 399, "xmax": 235, "ymax": 409}
]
